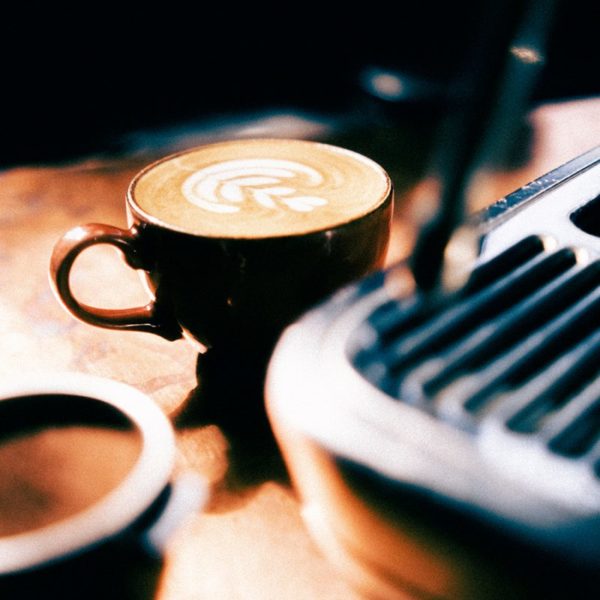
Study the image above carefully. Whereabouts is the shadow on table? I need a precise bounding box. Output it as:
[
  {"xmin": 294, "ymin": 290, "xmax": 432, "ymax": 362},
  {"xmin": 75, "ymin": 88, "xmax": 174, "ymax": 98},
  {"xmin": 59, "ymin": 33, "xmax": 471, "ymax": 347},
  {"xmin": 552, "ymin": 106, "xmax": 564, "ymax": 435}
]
[{"xmin": 174, "ymin": 348, "xmax": 289, "ymax": 490}]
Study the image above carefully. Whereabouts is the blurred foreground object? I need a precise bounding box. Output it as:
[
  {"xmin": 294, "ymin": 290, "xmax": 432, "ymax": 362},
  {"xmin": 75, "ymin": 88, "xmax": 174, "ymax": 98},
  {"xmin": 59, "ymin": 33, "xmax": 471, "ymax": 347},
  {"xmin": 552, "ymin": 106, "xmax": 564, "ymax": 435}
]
[{"xmin": 267, "ymin": 147, "xmax": 600, "ymax": 599}]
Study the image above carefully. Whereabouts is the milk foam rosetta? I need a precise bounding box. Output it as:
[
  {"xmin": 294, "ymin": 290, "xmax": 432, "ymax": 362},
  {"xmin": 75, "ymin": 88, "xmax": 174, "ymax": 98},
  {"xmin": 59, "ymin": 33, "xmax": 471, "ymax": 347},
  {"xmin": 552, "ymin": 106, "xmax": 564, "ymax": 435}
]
[
  {"xmin": 181, "ymin": 158, "xmax": 328, "ymax": 214},
  {"xmin": 129, "ymin": 139, "xmax": 391, "ymax": 238}
]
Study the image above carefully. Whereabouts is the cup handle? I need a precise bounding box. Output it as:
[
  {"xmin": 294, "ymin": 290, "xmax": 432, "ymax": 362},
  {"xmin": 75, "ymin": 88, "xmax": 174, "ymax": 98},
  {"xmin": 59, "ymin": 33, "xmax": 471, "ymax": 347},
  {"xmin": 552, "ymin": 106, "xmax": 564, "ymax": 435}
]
[{"xmin": 50, "ymin": 223, "xmax": 182, "ymax": 341}]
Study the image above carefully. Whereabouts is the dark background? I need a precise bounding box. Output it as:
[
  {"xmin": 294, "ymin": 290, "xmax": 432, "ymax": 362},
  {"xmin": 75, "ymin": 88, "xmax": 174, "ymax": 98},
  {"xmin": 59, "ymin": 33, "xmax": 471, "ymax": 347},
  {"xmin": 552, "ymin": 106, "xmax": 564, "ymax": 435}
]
[{"xmin": 1, "ymin": 1, "xmax": 597, "ymax": 166}]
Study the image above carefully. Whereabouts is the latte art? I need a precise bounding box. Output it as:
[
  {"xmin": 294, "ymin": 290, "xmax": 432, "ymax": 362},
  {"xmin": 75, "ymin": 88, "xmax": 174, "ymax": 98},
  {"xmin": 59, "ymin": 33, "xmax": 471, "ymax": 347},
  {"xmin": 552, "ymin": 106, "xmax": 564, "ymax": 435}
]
[
  {"xmin": 181, "ymin": 159, "xmax": 328, "ymax": 214},
  {"xmin": 130, "ymin": 139, "xmax": 391, "ymax": 238}
]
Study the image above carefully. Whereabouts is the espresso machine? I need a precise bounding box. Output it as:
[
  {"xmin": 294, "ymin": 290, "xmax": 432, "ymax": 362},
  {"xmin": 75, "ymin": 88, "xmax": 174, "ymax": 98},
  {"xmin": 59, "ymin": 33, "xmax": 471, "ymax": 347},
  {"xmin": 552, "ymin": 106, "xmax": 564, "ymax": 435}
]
[{"xmin": 267, "ymin": 145, "xmax": 600, "ymax": 599}]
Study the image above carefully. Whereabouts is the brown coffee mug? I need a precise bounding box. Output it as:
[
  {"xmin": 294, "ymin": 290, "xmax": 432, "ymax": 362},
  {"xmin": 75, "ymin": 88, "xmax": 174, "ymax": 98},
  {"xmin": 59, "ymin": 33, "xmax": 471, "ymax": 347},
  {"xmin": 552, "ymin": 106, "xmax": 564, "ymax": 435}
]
[{"xmin": 50, "ymin": 139, "xmax": 392, "ymax": 364}]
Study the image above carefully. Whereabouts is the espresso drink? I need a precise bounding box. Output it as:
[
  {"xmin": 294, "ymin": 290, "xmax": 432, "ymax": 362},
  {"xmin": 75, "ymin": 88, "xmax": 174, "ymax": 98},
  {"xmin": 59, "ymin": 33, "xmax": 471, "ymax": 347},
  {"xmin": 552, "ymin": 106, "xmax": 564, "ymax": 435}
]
[
  {"xmin": 0, "ymin": 424, "xmax": 141, "ymax": 536},
  {"xmin": 130, "ymin": 139, "xmax": 391, "ymax": 238},
  {"xmin": 51, "ymin": 139, "xmax": 392, "ymax": 402}
]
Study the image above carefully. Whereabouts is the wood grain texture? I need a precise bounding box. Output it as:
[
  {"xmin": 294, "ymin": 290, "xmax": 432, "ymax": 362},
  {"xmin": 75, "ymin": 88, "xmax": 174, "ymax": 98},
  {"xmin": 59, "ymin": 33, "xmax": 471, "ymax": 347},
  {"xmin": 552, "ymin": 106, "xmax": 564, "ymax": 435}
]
[{"xmin": 0, "ymin": 98, "xmax": 597, "ymax": 599}]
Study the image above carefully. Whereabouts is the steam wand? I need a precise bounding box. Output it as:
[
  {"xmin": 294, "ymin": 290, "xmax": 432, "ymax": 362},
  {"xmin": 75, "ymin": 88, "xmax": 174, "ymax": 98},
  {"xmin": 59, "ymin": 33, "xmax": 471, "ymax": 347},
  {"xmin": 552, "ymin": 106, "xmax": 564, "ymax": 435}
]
[{"xmin": 409, "ymin": 0, "xmax": 557, "ymax": 293}]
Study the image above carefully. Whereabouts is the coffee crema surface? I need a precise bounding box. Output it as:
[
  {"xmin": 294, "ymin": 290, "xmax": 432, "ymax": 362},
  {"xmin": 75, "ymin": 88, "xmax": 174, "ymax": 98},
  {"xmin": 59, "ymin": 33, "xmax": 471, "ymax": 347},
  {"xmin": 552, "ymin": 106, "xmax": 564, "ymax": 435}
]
[
  {"xmin": 130, "ymin": 139, "xmax": 391, "ymax": 238},
  {"xmin": 0, "ymin": 425, "xmax": 141, "ymax": 536}
]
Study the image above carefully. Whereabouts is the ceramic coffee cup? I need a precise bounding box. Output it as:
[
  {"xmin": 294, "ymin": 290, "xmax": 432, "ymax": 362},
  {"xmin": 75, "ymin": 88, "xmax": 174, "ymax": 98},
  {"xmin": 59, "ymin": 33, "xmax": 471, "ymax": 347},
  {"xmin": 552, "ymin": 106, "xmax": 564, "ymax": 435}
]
[
  {"xmin": 0, "ymin": 373, "xmax": 206, "ymax": 599},
  {"xmin": 50, "ymin": 140, "xmax": 393, "ymax": 369}
]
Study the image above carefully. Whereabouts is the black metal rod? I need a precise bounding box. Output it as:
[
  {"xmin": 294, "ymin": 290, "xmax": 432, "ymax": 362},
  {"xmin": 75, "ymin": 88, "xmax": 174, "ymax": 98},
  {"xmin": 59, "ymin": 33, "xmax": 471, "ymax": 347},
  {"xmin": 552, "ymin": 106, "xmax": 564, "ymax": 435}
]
[{"xmin": 410, "ymin": 0, "xmax": 558, "ymax": 292}]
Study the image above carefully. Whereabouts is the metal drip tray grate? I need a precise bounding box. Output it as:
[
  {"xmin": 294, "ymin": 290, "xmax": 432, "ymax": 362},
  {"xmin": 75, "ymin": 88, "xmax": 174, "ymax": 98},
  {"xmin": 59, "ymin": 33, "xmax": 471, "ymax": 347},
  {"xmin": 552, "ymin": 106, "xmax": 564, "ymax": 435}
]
[{"xmin": 350, "ymin": 235, "xmax": 600, "ymax": 471}]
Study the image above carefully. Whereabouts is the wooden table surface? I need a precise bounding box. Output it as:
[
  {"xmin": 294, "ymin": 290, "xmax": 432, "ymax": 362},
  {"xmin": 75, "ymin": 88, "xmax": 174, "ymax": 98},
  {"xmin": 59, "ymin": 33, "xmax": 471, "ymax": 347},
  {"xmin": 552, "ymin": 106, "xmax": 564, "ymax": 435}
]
[{"xmin": 0, "ymin": 98, "xmax": 598, "ymax": 599}]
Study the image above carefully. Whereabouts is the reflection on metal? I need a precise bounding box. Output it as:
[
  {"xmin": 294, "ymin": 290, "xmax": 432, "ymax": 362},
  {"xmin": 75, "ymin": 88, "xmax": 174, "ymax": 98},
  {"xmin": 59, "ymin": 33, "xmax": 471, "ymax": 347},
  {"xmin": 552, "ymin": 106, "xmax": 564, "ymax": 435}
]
[{"xmin": 510, "ymin": 45, "xmax": 544, "ymax": 64}]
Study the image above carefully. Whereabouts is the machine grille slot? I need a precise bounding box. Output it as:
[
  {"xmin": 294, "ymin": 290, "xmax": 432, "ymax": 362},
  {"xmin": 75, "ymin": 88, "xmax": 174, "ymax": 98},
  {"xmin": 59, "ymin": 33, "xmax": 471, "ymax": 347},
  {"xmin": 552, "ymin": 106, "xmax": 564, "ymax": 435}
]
[
  {"xmin": 549, "ymin": 397, "xmax": 600, "ymax": 458},
  {"xmin": 571, "ymin": 194, "xmax": 600, "ymax": 237}
]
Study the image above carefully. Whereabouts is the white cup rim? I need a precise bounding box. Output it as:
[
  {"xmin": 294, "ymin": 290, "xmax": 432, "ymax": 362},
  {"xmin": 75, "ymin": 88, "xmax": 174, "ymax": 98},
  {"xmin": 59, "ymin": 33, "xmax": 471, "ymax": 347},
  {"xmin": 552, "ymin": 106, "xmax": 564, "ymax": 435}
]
[{"xmin": 0, "ymin": 372, "xmax": 175, "ymax": 575}]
